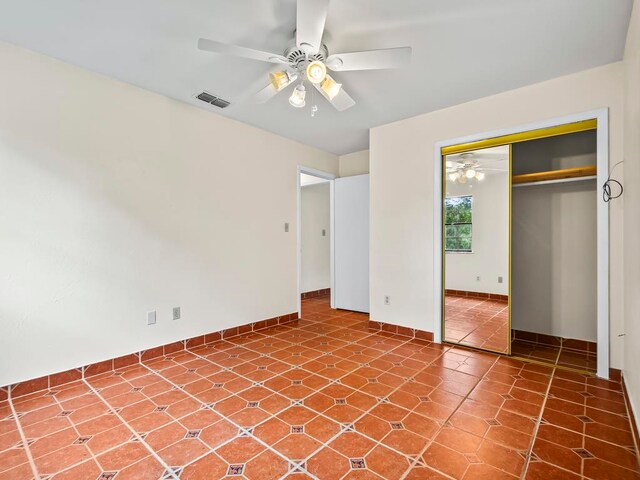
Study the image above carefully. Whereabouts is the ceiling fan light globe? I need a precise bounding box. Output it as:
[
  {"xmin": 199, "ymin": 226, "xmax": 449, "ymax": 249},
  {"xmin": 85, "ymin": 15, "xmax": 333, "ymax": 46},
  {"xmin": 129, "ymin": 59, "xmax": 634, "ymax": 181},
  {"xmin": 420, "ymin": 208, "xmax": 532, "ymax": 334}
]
[
  {"xmin": 270, "ymin": 70, "xmax": 292, "ymax": 91},
  {"xmin": 321, "ymin": 76, "xmax": 342, "ymax": 100},
  {"xmin": 465, "ymin": 169, "xmax": 476, "ymax": 179},
  {"xmin": 448, "ymin": 172, "xmax": 458, "ymax": 182},
  {"xmin": 476, "ymin": 172, "xmax": 485, "ymax": 181},
  {"xmin": 289, "ymin": 84, "xmax": 306, "ymax": 108},
  {"xmin": 306, "ymin": 61, "xmax": 327, "ymax": 84},
  {"xmin": 459, "ymin": 175, "xmax": 467, "ymax": 184}
]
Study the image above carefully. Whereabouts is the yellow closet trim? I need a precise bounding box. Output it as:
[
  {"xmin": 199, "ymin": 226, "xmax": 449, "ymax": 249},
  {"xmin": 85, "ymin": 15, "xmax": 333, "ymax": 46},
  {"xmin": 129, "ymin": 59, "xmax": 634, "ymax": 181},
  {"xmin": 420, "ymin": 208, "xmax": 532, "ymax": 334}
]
[{"xmin": 441, "ymin": 119, "xmax": 597, "ymax": 155}]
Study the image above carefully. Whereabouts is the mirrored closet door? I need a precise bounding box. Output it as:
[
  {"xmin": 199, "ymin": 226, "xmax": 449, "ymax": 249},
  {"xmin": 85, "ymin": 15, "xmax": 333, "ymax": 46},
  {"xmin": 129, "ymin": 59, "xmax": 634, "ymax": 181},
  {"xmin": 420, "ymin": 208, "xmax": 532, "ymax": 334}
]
[{"xmin": 442, "ymin": 145, "xmax": 511, "ymax": 354}]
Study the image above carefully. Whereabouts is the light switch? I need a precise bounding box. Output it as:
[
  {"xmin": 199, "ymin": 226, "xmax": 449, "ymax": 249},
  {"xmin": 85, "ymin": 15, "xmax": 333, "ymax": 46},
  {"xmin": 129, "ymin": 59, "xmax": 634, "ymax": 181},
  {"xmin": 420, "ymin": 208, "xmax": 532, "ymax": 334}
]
[
  {"xmin": 147, "ymin": 311, "xmax": 156, "ymax": 325},
  {"xmin": 284, "ymin": 223, "xmax": 289, "ymax": 232}
]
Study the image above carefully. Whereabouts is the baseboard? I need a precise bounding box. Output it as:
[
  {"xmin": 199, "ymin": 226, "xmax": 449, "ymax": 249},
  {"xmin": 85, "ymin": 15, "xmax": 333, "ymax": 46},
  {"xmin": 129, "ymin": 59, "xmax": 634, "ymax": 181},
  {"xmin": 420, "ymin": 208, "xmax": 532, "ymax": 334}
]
[
  {"xmin": 622, "ymin": 374, "xmax": 640, "ymax": 465},
  {"xmin": 512, "ymin": 329, "xmax": 596, "ymax": 354},
  {"xmin": 445, "ymin": 289, "xmax": 508, "ymax": 302},
  {"xmin": 367, "ymin": 320, "xmax": 433, "ymax": 342},
  {"xmin": 301, "ymin": 288, "xmax": 330, "ymax": 299},
  {"xmin": 2, "ymin": 311, "xmax": 298, "ymax": 399}
]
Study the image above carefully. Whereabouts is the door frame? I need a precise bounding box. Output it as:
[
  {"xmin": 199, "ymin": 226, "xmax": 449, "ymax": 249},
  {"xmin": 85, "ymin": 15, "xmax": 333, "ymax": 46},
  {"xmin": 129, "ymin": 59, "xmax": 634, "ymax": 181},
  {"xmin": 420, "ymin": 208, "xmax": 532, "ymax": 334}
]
[
  {"xmin": 433, "ymin": 108, "xmax": 610, "ymax": 378},
  {"xmin": 297, "ymin": 166, "xmax": 337, "ymax": 318}
]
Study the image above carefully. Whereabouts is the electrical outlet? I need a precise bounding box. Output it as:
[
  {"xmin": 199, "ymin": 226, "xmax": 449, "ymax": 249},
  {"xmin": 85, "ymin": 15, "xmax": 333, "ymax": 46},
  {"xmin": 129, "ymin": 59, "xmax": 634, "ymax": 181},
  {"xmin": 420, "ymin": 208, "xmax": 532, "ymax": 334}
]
[
  {"xmin": 284, "ymin": 222, "xmax": 289, "ymax": 233},
  {"xmin": 173, "ymin": 307, "xmax": 181, "ymax": 320},
  {"xmin": 384, "ymin": 296, "xmax": 391, "ymax": 305},
  {"xmin": 147, "ymin": 311, "xmax": 156, "ymax": 325},
  {"xmin": 322, "ymin": 229, "xmax": 326, "ymax": 237}
]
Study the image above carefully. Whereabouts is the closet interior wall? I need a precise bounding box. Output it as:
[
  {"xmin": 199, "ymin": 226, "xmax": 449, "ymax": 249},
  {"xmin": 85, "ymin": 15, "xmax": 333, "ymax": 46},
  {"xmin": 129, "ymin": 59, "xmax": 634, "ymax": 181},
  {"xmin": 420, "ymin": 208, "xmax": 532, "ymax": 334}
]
[{"xmin": 511, "ymin": 131, "xmax": 598, "ymax": 346}]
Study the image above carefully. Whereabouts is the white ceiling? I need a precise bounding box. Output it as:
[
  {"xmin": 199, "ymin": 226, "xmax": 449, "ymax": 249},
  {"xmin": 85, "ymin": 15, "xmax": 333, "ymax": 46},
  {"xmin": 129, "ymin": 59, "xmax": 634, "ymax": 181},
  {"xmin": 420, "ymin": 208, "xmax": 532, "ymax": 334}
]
[{"xmin": 0, "ymin": 0, "xmax": 632, "ymax": 155}]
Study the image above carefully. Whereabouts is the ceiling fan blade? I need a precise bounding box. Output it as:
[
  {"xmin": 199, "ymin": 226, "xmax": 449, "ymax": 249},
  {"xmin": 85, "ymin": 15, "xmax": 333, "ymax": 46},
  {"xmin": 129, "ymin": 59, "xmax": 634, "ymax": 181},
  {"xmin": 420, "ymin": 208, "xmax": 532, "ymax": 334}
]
[
  {"xmin": 198, "ymin": 38, "xmax": 288, "ymax": 64},
  {"xmin": 326, "ymin": 47, "xmax": 411, "ymax": 71},
  {"xmin": 296, "ymin": 0, "xmax": 330, "ymax": 55},
  {"xmin": 254, "ymin": 83, "xmax": 280, "ymax": 104},
  {"xmin": 312, "ymin": 79, "xmax": 355, "ymax": 112}
]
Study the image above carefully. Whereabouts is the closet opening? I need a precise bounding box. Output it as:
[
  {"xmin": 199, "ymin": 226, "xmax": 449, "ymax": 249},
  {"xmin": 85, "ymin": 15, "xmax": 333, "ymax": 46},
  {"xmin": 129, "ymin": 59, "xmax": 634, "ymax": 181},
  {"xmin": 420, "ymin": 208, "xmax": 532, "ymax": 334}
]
[
  {"xmin": 511, "ymin": 130, "xmax": 597, "ymax": 373},
  {"xmin": 435, "ymin": 111, "xmax": 610, "ymax": 378}
]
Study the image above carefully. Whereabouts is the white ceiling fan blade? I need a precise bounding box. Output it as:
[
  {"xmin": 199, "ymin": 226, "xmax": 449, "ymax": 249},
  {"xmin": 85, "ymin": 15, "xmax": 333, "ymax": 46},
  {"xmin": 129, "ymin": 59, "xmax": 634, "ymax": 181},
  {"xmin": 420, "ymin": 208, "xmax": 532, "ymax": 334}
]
[
  {"xmin": 326, "ymin": 47, "xmax": 411, "ymax": 71},
  {"xmin": 296, "ymin": 0, "xmax": 330, "ymax": 55},
  {"xmin": 198, "ymin": 38, "xmax": 288, "ymax": 64},
  {"xmin": 254, "ymin": 83, "xmax": 280, "ymax": 104},
  {"xmin": 312, "ymin": 80, "xmax": 355, "ymax": 112}
]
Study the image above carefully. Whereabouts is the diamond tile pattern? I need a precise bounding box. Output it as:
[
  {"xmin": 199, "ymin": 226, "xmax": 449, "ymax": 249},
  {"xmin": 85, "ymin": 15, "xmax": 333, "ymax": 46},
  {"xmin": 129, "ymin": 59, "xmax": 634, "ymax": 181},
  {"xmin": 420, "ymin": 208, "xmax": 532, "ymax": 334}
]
[{"xmin": 1, "ymin": 295, "xmax": 639, "ymax": 479}]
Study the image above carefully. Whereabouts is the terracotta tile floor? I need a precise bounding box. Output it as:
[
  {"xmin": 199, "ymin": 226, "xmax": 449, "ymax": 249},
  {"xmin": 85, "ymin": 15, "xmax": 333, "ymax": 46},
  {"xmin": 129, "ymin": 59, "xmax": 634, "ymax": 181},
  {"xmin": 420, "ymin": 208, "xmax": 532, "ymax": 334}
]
[
  {"xmin": 444, "ymin": 295, "xmax": 510, "ymax": 353},
  {"xmin": 1, "ymin": 296, "xmax": 638, "ymax": 479},
  {"xmin": 511, "ymin": 340, "xmax": 597, "ymax": 373}
]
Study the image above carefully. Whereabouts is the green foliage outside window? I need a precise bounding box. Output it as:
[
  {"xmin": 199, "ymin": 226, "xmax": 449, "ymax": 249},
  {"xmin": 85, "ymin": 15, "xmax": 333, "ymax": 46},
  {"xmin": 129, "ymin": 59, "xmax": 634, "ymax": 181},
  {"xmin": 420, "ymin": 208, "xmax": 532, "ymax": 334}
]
[{"xmin": 445, "ymin": 196, "xmax": 472, "ymax": 252}]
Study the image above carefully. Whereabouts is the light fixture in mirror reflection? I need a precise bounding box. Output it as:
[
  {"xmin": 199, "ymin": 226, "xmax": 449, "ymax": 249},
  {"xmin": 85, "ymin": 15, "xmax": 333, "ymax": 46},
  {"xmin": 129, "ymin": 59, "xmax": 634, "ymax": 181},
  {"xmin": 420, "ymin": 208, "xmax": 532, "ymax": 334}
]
[
  {"xmin": 443, "ymin": 145, "xmax": 510, "ymax": 354},
  {"xmin": 446, "ymin": 153, "xmax": 487, "ymax": 184}
]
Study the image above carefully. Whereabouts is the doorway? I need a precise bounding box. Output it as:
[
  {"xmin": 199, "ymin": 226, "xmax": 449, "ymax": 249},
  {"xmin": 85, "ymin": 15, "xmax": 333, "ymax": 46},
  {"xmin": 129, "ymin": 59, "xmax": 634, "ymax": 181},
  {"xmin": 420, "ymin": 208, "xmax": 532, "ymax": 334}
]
[{"xmin": 297, "ymin": 166, "xmax": 335, "ymax": 317}]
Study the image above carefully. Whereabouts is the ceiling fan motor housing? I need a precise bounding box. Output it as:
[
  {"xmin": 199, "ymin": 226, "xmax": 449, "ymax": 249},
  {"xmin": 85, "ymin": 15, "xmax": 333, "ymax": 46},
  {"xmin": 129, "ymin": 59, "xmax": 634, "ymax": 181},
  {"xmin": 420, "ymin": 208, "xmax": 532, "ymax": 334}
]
[{"xmin": 284, "ymin": 38, "xmax": 328, "ymax": 69}]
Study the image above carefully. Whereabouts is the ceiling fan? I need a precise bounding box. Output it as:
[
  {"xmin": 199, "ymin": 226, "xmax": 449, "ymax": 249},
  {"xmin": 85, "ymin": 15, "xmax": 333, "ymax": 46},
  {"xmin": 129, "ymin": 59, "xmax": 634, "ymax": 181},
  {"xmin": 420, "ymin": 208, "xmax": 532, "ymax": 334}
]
[
  {"xmin": 197, "ymin": 0, "xmax": 412, "ymax": 112},
  {"xmin": 446, "ymin": 153, "xmax": 507, "ymax": 184}
]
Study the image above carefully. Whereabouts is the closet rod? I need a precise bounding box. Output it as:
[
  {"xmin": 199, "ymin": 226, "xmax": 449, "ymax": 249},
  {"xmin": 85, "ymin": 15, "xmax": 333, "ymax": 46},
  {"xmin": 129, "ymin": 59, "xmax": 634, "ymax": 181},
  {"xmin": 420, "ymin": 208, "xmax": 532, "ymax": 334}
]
[
  {"xmin": 512, "ymin": 175, "xmax": 597, "ymax": 188},
  {"xmin": 512, "ymin": 165, "xmax": 597, "ymax": 184}
]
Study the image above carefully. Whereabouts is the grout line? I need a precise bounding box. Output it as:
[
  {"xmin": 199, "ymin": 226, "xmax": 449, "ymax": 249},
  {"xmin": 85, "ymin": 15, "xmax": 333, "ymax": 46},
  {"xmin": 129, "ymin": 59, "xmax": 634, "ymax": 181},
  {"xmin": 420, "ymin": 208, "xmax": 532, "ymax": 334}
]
[
  {"xmin": 520, "ymin": 365, "xmax": 556, "ymax": 479},
  {"xmin": 7, "ymin": 387, "xmax": 41, "ymax": 480},
  {"xmin": 81, "ymin": 378, "xmax": 180, "ymax": 480},
  {"xmin": 48, "ymin": 392, "xmax": 98, "ymax": 459}
]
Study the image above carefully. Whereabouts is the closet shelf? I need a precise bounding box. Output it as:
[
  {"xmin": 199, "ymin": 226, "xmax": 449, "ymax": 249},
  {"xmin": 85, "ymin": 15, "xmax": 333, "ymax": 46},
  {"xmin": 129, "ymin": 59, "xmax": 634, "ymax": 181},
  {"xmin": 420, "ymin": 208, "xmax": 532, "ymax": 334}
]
[{"xmin": 512, "ymin": 165, "xmax": 596, "ymax": 185}]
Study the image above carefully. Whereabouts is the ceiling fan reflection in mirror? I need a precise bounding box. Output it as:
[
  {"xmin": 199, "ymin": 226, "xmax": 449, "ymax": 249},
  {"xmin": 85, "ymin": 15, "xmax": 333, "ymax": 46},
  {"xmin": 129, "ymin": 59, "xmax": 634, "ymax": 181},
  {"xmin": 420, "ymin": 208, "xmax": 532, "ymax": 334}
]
[
  {"xmin": 446, "ymin": 153, "xmax": 487, "ymax": 183},
  {"xmin": 197, "ymin": 0, "xmax": 411, "ymax": 113}
]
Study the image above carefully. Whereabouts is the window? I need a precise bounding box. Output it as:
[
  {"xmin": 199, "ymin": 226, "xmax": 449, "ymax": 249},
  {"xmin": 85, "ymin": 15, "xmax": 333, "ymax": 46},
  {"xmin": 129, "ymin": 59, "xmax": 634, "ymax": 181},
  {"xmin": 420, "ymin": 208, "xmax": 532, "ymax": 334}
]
[{"xmin": 445, "ymin": 195, "xmax": 472, "ymax": 252}]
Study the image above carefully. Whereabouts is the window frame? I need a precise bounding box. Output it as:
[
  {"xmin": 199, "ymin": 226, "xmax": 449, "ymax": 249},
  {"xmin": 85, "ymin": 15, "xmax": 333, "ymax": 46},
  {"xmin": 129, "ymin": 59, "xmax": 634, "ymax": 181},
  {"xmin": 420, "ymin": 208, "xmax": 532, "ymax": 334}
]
[{"xmin": 444, "ymin": 195, "xmax": 473, "ymax": 253}]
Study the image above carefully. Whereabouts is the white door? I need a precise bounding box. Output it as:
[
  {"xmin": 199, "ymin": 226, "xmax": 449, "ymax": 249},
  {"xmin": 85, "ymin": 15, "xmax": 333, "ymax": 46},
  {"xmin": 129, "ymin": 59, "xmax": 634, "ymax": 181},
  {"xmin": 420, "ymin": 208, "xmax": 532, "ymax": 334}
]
[{"xmin": 334, "ymin": 174, "xmax": 370, "ymax": 313}]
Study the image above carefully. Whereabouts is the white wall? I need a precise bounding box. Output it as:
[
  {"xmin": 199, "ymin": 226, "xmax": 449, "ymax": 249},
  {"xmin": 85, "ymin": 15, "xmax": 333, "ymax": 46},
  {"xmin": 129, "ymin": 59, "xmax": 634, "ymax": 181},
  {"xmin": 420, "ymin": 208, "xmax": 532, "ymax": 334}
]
[
  {"xmin": 0, "ymin": 42, "xmax": 338, "ymax": 387},
  {"xmin": 370, "ymin": 62, "xmax": 625, "ymax": 368},
  {"xmin": 623, "ymin": 0, "xmax": 640, "ymax": 420},
  {"xmin": 445, "ymin": 174, "xmax": 509, "ymax": 295},
  {"xmin": 339, "ymin": 150, "xmax": 369, "ymax": 177},
  {"xmin": 301, "ymin": 183, "xmax": 330, "ymax": 293}
]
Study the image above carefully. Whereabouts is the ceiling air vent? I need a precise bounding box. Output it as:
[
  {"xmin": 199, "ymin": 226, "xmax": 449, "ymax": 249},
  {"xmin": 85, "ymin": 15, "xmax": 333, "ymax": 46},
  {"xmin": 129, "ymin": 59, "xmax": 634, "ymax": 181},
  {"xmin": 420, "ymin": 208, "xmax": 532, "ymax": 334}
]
[{"xmin": 196, "ymin": 91, "xmax": 230, "ymax": 109}]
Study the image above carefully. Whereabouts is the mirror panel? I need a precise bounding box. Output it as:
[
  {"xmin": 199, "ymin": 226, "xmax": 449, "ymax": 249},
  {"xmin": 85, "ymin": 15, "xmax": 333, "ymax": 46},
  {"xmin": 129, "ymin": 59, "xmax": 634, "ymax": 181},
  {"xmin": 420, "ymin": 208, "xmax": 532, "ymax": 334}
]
[{"xmin": 443, "ymin": 145, "xmax": 510, "ymax": 353}]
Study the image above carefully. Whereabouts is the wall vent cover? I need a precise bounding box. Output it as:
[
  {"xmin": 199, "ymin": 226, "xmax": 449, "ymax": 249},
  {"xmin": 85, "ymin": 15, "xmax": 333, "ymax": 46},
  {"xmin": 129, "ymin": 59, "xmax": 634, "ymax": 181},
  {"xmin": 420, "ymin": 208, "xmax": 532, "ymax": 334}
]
[{"xmin": 196, "ymin": 91, "xmax": 230, "ymax": 109}]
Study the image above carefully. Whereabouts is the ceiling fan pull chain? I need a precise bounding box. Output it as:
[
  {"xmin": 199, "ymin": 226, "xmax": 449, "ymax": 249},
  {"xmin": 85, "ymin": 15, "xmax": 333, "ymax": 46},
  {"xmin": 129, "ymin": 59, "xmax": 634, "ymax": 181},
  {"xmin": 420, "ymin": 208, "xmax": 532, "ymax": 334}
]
[{"xmin": 311, "ymin": 87, "xmax": 317, "ymax": 117}]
